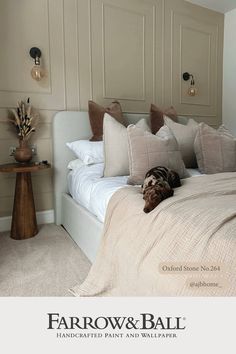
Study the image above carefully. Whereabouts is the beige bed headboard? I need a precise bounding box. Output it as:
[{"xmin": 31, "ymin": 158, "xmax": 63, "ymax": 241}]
[{"xmin": 53, "ymin": 111, "xmax": 149, "ymax": 224}]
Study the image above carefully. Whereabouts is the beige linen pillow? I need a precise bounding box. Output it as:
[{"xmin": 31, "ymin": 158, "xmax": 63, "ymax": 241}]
[
  {"xmin": 103, "ymin": 114, "xmax": 151, "ymax": 177},
  {"xmin": 164, "ymin": 116, "xmax": 198, "ymax": 168},
  {"xmin": 194, "ymin": 123, "xmax": 236, "ymax": 174},
  {"xmin": 127, "ymin": 125, "xmax": 188, "ymax": 185}
]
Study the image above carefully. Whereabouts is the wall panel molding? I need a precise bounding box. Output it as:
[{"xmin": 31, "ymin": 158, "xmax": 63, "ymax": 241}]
[
  {"xmin": 171, "ymin": 10, "xmax": 218, "ymax": 115},
  {"xmin": 87, "ymin": 0, "xmax": 163, "ymax": 112},
  {"xmin": 0, "ymin": 0, "xmax": 66, "ymax": 110},
  {"xmin": 101, "ymin": 3, "xmax": 146, "ymax": 101},
  {"xmin": 63, "ymin": 0, "xmax": 80, "ymax": 110},
  {"xmin": 179, "ymin": 25, "xmax": 212, "ymax": 107},
  {"xmin": 0, "ymin": 0, "xmax": 224, "ymax": 218},
  {"xmin": 164, "ymin": 0, "xmax": 224, "ymax": 126}
]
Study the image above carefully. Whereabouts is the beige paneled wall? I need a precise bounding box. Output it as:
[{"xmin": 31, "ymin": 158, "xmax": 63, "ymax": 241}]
[
  {"xmin": 164, "ymin": 0, "xmax": 224, "ymax": 127},
  {"xmin": 0, "ymin": 0, "xmax": 224, "ymax": 218},
  {"xmin": 223, "ymin": 8, "xmax": 236, "ymax": 135},
  {"xmin": 87, "ymin": 0, "xmax": 164, "ymax": 111},
  {"xmin": 0, "ymin": 0, "xmax": 65, "ymax": 218}
]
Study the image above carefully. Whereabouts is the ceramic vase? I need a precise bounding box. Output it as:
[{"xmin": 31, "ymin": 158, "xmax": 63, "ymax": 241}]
[{"xmin": 14, "ymin": 139, "xmax": 32, "ymax": 163}]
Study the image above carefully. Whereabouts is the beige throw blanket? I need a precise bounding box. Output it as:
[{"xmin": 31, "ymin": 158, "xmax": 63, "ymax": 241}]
[{"xmin": 71, "ymin": 173, "xmax": 236, "ymax": 296}]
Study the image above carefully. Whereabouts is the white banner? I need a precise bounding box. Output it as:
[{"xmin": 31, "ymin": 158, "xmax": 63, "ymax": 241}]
[{"xmin": 0, "ymin": 297, "xmax": 235, "ymax": 353}]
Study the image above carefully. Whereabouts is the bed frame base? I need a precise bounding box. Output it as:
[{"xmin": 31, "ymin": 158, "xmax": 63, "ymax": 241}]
[{"xmin": 62, "ymin": 193, "xmax": 103, "ymax": 262}]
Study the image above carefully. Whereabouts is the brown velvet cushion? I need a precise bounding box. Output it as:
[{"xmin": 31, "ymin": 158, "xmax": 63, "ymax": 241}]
[
  {"xmin": 150, "ymin": 103, "xmax": 178, "ymax": 134},
  {"xmin": 88, "ymin": 100, "xmax": 125, "ymax": 141}
]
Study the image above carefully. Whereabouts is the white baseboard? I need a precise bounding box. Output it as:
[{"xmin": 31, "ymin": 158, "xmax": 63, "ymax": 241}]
[{"xmin": 0, "ymin": 209, "xmax": 55, "ymax": 232}]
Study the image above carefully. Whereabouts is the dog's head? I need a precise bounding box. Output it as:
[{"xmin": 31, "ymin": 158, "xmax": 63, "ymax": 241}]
[
  {"xmin": 142, "ymin": 175, "xmax": 160, "ymax": 192},
  {"xmin": 143, "ymin": 181, "xmax": 173, "ymax": 213}
]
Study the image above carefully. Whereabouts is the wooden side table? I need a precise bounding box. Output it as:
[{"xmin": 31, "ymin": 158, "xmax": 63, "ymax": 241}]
[{"xmin": 0, "ymin": 162, "xmax": 51, "ymax": 240}]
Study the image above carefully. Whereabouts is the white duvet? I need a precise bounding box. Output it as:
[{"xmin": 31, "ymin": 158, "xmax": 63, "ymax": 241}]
[
  {"xmin": 67, "ymin": 163, "xmax": 202, "ymax": 222},
  {"xmin": 68, "ymin": 163, "xmax": 128, "ymax": 222}
]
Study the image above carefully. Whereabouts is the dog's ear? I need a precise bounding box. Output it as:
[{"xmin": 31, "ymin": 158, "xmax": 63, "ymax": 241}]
[
  {"xmin": 155, "ymin": 181, "xmax": 174, "ymax": 200},
  {"xmin": 149, "ymin": 187, "xmax": 163, "ymax": 201},
  {"xmin": 168, "ymin": 171, "xmax": 181, "ymax": 188},
  {"xmin": 166, "ymin": 188, "xmax": 174, "ymax": 198},
  {"xmin": 160, "ymin": 185, "xmax": 174, "ymax": 199},
  {"xmin": 143, "ymin": 186, "xmax": 152, "ymax": 199},
  {"xmin": 142, "ymin": 188, "xmax": 147, "ymax": 199}
]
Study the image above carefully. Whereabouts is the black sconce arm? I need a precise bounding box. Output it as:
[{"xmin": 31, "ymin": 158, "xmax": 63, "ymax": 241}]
[{"xmin": 183, "ymin": 72, "xmax": 195, "ymax": 85}]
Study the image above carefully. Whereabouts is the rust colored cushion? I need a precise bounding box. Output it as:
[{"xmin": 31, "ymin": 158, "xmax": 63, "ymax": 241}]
[
  {"xmin": 88, "ymin": 100, "xmax": 125, "ymax": 141},
  {"xmin": 150, "ymin": 103, "xmax": 178, "ymax": 134}
]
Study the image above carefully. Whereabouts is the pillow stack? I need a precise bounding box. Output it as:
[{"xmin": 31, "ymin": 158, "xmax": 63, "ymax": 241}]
[
  {"xmin": 88, "ymin": 101, "xmax": 198, "ymax": 184},
  {"xmin": 67, "ymin": 99, "xmax": 236, "ymax": 185},
  {"xmin": 102, "ymin": 111, "xmax": 190, "ymax": 182}
]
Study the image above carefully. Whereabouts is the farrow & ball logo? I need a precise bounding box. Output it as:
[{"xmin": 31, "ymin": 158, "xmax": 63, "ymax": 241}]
[{"xmin": 47, "ymin": 313, "xmax": 187, "ymax": 340}]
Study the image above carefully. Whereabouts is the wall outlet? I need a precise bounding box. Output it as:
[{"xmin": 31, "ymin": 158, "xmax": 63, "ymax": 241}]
[
  {"xmin": 30, "ymin": 144, "xmax": 37, "ymax": 156},
  {"xmin": 9, "ymin": 146, "xmax": 16, "ymax": 156}
]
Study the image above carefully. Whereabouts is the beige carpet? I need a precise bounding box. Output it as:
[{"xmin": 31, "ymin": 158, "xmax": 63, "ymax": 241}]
[{"xmin": 0, "ymin": 224, "xmax": 91, "ymax": 296}]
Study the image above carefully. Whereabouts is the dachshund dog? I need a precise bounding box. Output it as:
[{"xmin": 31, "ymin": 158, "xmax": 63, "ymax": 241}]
[{"xmin": 142, "ymin": 166, "xmax": 181, "ymax": 213}]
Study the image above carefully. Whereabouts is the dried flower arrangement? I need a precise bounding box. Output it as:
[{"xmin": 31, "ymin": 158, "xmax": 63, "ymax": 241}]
[{"xmin": 9, "ymin": 98, "xmax": 39, "ymax": 141}]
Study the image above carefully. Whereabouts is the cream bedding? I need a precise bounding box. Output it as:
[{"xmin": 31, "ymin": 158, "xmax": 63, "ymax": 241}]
[{"xmin": 71, "ymin": 173, "xmax": 236, "ymax": 296}]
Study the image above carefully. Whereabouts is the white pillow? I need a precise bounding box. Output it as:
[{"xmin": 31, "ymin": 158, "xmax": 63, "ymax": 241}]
[
  {"xmin": 66, "ymin": 140, "xmax": 104, "ymax": 165},
  {"xmin": 135, "ymin": 118, "xmax": 151, "ymax": 132},
  {"xmin": 67, "ymin": 159, "xmax": 85, "ymax": 170}
]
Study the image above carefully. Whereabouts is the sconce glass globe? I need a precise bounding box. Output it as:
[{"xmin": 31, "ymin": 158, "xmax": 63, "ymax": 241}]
[
  {"xmin": 31, "ymin": 65, "xmax": 45, "ymax": 81},
  {"xmin": 188, "ymin": 87, "xmax": 197, "ymax": 96}
]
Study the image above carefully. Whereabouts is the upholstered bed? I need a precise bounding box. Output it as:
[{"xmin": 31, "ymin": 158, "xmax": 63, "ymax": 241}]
[
  {"xmin": 53, "ymin": 111, "xmax": 236, "ymax": 296},
  {"xmin": 53, "ymin": 111, "xmax": 151, "ymax": 261}
]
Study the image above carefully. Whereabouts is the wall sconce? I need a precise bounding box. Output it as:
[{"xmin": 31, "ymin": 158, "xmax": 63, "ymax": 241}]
[
  {"xmin": 29, "ymin": 47, "xmax": 45, "ymax": 81},
  {"xmin": 183, "ymin": 72, "xmax": 197, "ymax": 96}
]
